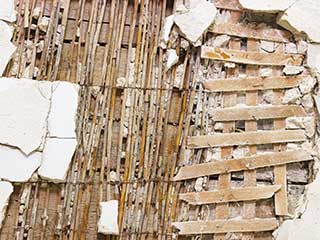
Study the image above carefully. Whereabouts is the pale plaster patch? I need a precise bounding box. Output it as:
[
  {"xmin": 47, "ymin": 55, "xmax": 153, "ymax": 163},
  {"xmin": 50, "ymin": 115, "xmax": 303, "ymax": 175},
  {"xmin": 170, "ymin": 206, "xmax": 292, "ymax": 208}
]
[
  {"xmin": 98, "ymin": 200, "xmax": 119, "ymax": 235},
  {"xmin": 0, "ymin": 181, "xmax": 13, "ymax": 228},
  {"xmin": 174, "ymin": 0, "xmax": 217, "ymax": 45},
  {"xmin": 277, "ymin": 0, "xmax": 320, "ymax": 43},
  {"xmin": 0, "ymin": 145, "xmax": 41, "ymax": 182},
  {"xmin": 306, "ymin": 43, "xmax": 320, "ymax": 76},
  {"xmin": 0, "ymin": 78, "xmax": 52, "ymax": 155},
  {"xmin": 160, "ymin": 15, "xmax": 174, "ymax": 49},
  {"xmin": 38, "ymin": 138, "xmax": 77, "ymax": 182},
  {"xmin": 166, "ymin": 49, "xmax": 179, "ymax": 70},
  {"xmin": 48, "ymin": 81, "xmax": 79, "ymax": 138},
  {"xmin": 273, "ymin": 173, "xmax": 320, "ymax": 240},
  {"xmin": 0, "ymin": 0, "xmax": 16, "ymax": 22},
  {"xmin": 239, "ymin": 0, "xmax": 296, "ymax": 13},
  {"xmin": 0, "ymin": 21, "xmax": 16, "ymax": 75}
]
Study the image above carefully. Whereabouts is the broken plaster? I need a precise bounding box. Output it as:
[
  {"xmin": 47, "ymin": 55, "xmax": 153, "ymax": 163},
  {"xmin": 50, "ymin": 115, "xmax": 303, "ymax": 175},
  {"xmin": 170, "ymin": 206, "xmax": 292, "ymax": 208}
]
[
  {"xmin": 0, "ymin": 0, "xmax": 16, "ymax": 22},
  {"xmin": 0, "ymin": 181, "xmax": 13, "ymax": 228},
  {"xmin": 98, "ymin": 200, "xmax": 119, "ymax": 235},
  {"xmin": 239, "ymin": 0, "xmax": 296, "ymax": 13},
  {"xmin": 0, "ymin": 21, "xmax": 16, "ymax": 75}
]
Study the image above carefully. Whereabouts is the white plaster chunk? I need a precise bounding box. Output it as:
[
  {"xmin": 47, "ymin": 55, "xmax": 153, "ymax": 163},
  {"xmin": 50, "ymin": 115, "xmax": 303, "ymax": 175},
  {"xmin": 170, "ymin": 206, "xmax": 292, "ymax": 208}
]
[
  {"xmin": 0, "ymin": 181, "xmax": 13, "ymax": 228},
  {"xmin": 298, "ymin": 76, "xmax": 316, "ymax": 95},
  {"xmin": 239, "ymin": 0, "xmax": 295, "ymax": 13},
  {"xmin": 283, "ymin": 88, "xmax": 301, "ymax": 104},
  {"xmin": 297, "ymin": 40, "xmax": 308, "ymax": 54},
  {"xmin": 285, "ymin": 116, "xmax": 315, "ymax": 137},
  {"xmin": 48, "ymin": 81, "xmax": 79, "ymax": 138},
  {"xmin": 160, "ymin": 15, "xmax": 174, "ymax": 49},
  {"xmin": 273, "ymin": 172, "xmax": 320, "ymax": 240},
  {"xmin": 301, "ymin": 94, "xmax": 314, "ymax": 112},
  {"xmin": 306, "ymin": 43, "xmax": 320, "ymax": 76},
  {"xmin": 260, "ymin": 68, "xmax": 273, "ymax": 78},
  {"xmin": 0, "ymin": 78, "xmax": 51, "ymax": 155},
  {"xmin": 38, "ymin": 16, "xmax": 49, "ymax": 32},
  {"xmin": 0, "ymin": 0, "xmax": 16, "ymax": 22},
  {"xmin": 260, "ymin": 40, "xmax": 275, "ymax": 53},
  {"xmin": 211, "ymin": 35, "xmax": 230, "ymax": 48},
  {"xmin": 285, "ymin": 42, "xmax": 298, "ymax": 54},
  {"xmin": 32, "ymin": 7, "xmax": 41, "ymax": 20},
  {"xmin": 194, "ymin": 177, "xmax": 204, "ymax": 192},
  {"xmin": 98, "ymin": 200, "xmax": 119, "ymax": 235},
  {"xmin": 277, "ymin": 0, "xmax": 320, "ymax": 43},
  {"xmin": 174, "ymin": 0, "xmax": 217, "ymax": 44},
  {"xmin": 0, "ymin": 144, "xmax": 41, "ymax": 182},
  {"xmin": 38, "ymin": 138, "xmax": 77, "ymax": 182},
  {"xmin": 0, "ymin": 21, "xmax": 16, "ymax": 75},
  {"xmin": 283, "ymin": 65, "xmax": 304, "ymax": 76},
  {"xmin": 166, "ymin": 49, "xmax": 179, "ymax": 70}
]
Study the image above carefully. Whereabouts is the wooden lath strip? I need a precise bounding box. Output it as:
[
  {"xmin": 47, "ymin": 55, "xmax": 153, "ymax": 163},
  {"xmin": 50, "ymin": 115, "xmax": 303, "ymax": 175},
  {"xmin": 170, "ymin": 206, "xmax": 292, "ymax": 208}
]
[
  {"xmin": 172, "ymin": 218, "xmax": 278, "ymax": 235},
  {"xmin": 174, "ymin": 150, "xmax": 312, "ymax": 181},
  {"xmin": 201, "ymin": 46, "xmax": 304, "ymax": 66},
  {"xmin": 179, "ymin": 185, "xmax": 281, "ymax": 204},
  {"xmin": 202, "ymin": 76, "xmax": 302, "ymax": 92},
  {"xmin": 188, "ymin": 130, "xmax": 305, "ymax": 149},
  {"xmin": 209, "ymin": 23, "xmax": 291, "ymax": 42},
  {"xmin": 212, "ymin": 105, "xmax": 306, "ymax": 121}
]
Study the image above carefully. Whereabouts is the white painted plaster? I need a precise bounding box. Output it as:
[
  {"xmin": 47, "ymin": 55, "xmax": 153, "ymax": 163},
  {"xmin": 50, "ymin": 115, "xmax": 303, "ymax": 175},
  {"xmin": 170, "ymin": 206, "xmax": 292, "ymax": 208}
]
[
  {"xmin": 0, "ymin": 181, "xmax": 13, "ymax": 228},
  {"xmin": 0, "ymin": 78, "xmax": 51, "ymax": 155},
  {"xmin": 0, "ymin": 21, "xmax": 16, "ymax": 75},
  {"xmin": 174, "ymin": 0, "xmax": 217, "ymax": 44},
  {"xmin": 239, "ymin": 0, "xmax": 296, "ymax": 13},
  {"xmin": 0, "ymin": 0, "xmax": 16, "ymax": 22},
  {"xmin": 166, "ymin": 49, "xmax": 179, "ymax": 70},
  {"xmin": 48, "ymin": 81, "xmax": 79, "ymax": 138},
  {"xmin": 160, "ymin": 15, "xmax": 174, "ymax": 49},
  {"xmin": 38, "ymin": 138, "xmax": 77, "ymax": 182},
  {"xmin": 0, "ymin": 144, "xmax": 41, "ymax": 182},
  {"xmin": 98, "ymin": 200, "xmax": 119, "ymax": 235}
]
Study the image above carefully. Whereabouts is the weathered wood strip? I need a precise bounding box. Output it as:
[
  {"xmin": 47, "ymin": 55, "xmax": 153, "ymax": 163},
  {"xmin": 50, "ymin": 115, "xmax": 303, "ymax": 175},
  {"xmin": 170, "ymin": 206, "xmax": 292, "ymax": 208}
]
[
  {"xmin": 202, "ymin": 76, "xmax": 302, "ymax": 92},
  {"xmin": 188, "ymin": 130, "xmax": 305, "ymax": 149},
  {"xmin": 179, "ymin": 185, "xmax": 281, "ymax": 204},
  {"xmin": 209, "ymin": 23, "xmax": 291, "ymax": 42},
  {"xmin": 172, "ymin": 218, "xmax": 278, "ymax": 235},
  {"xmin": 212, "ymin": 105, "xmax": 306, "ymax": 121},
  {"xmin": 201, "ymin": 46, "xmax": 304, "ymax": 66},
  {"xmin": 174, "ymin": 150, "xmax": 312, "ymax": 181}
]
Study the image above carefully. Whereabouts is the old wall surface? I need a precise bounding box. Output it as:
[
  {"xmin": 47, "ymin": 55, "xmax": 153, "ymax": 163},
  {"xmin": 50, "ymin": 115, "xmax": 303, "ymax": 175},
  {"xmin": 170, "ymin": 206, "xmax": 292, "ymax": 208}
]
[{"xmin": 0, "ymin": 0, "xmax": 318, "ymax": 239}]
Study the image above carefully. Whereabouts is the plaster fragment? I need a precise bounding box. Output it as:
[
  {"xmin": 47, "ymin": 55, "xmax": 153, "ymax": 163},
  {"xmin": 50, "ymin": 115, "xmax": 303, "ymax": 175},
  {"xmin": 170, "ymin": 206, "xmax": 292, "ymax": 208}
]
[
  {"xmin": 298, "ymin": 76, "xmax": 316, "ymax": 95},
  {"xmin": 283, "ymin": 88, "xmax": 301, "ymax": 105},
  {"xmin": 285, "ymin": 116, "xmax": 315, "ymax": 137},
  {"xmin": 160, "ymin": 15, "xmax": 174, "ymax": 49},
  {"xmin": 277, "ymin": 0, "xmax": 320, "ymax": 42},
  {"xmin": 194, "ymin": 177, "xmax": 204, "ymax": 192},
  {"xmin": 0, "ymin": 0, "xmax": 16, "ymax": 22},
  {"xmin": 166, "ymin": 49, "xmax": 179, "ymax": 70},
  {"xmin": 306, "ymin": 43, "xmax": 320, "ymax": 76},
  {"xmin": 174, "ymin": 0, "xmax": 217, "ymax": 45},
  {"xmin": 210, "ymin": 35, "xmax": 230, "ymax": 48},
  {"xmin": 38, "ymin": 138, "xmax": 77, "ymax": 182},
  {"xmin": 273, "ymin": 173, "xmax": 320, "ymax": 240},
  {"xmin": 32, "ymin": 7, "xmax": 41, "ymax": 20},
  {"xmin": 239, "ymin": 0, "xmax": 295, "ymax": 13},
  {"xmin": 48, "ymin": 81, "xmax": 79, "ymax": 138},
  {"xmin": 301, "ymin": 94, "xmax": 314, "ymax": 112},
  {"xmin": 0, "ymin": 144, "xmax": 41, "ymax": 182},
  {"xmin": 285, "ymin": 42, "xmax": 297, "ymax": 54},
  {"xmin": 98, "ymin": 200, "xmax": 119, "ymax": 235},
  {"xmin": 297, "ymin": 40, "xmax": 308, "ymax": 54},
  {"xmin": 0, "ymin": 182, "xmax": 13, "ymax": 228},
  {"xmin": 0, "ymin": 21, "xmax": 16, "ymax": 75},
  {"xmin": 0, "ymin": 78, "xmax": 51, "ymax": 154},
  {"xmin": 260, "ymin": 40, "xmax": 275, "ymax": 53},
  {"xmin": 260, "ymin": 68, "xmax": 272, "ymax": 78},
  {"xmin": 283, "ymin": 65, "xmax": 304, "ymax": 76},
  {"xmin": 38, "ymin": 17, "xmax": 49, "ymax": 32}
]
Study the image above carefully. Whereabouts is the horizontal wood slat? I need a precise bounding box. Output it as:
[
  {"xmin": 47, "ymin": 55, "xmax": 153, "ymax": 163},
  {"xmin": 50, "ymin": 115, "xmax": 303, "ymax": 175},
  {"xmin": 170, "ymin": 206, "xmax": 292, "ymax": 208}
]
[
  {"xmin": 172, "ymin": 218, "xmax": 278, "ymax": 235},
  {"xmin": 188, "ymin": 130, "xmax": 305, "ymax": 149},
  {"xmin": 201, "ymin": 46, "xmax": 304, "ymax": 66},
  {"xmin": 209, "ymin": 23, "xmax": 291, "ymax": 42},
  {"xmin": 212, "ymin": 105, "xmax": 306, "ymax": 121},
  {"xmin": 174, "ymin": 150, "xmax": 312, "ymax": 181},
  {"xmin": 179, "ymin": 185, "xmax": 281, "ymax": 204},
  {"xmin": 202, "ymin": 76, "xmax": 302, "ymax": 92}
]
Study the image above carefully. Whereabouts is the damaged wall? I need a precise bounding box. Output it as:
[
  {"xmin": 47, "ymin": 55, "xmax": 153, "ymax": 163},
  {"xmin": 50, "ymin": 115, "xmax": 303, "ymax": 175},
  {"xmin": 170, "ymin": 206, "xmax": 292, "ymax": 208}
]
[{"xmin": 1, "ymin": 0, "xmax": 320, "ymax": 239}]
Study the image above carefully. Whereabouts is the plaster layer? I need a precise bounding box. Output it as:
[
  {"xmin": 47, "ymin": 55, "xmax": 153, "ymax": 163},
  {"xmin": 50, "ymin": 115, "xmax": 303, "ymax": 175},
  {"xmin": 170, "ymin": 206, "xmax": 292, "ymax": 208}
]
[
  {"xmin": 0, "ymin": 21, "xmax": 16, "ymax": 75},
  {"xmin": 0, "ymin": 182, "xmax": 13, "ymax": 228},
  {"xmin": 239, "ymin": 0, "xmax": 296, "ymax": 13},
  {"xmin": 0, "ymin": 78, "xmax": 52, "ymax": 155},
  {"xmin": 0, "ymin": 145, "xmax": 41, "ymax": 182},
  {"xmin": 98, "ymin": 200, "xmax": 119, "ymax": 235},
  {"xmin": 0, "ymin": 0, "xmax": 16, "ymax": 22},
  {"xmin": 174, "ymin": 0, "xmax": 217, "ymax": 44},
  {"xmin": 38, "ymin": 138, "xmax": 77, "ymax": 182}
]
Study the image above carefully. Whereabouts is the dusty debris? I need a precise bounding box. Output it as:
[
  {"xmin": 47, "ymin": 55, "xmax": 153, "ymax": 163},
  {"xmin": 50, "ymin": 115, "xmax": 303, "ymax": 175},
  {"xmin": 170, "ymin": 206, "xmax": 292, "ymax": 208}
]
[
  {"xmin": 283, "ymin": 65, "xmax": 304, "ymax": 76},
  {"xmin": 160, "ymin": 15, "xmax": 174, "ymax": 49},
  {"xmin": 0, "ymin": 182, "xmax": 13, "ymax": 228},
  {"xmin": 0, "ymin": 21, "xmax": 16, "ymax": 75},
  {"xmin": 166, "ymin": 49, "xmax": 179, "ymax": 70},
  {"xmin": 0, "ymin": 0, "xmax": 16, "ymax": 22},
  {"xmin": 277, "ymin": 0, "xmax": 320, "ymax": 42},
  {"xmin": 174, "ymin": 0, "xmax": 217, "ymax": 45},
  {"xmin": 298, "ymin": 76, "xmax": 316, "ymax": 95},
  {"xmin": 0, "ymin": 145, "xmax": 41, "ymax": 182},
  {"xmin": 38, "ymin": 138, "xmax": 77, "ymax": 182},
  {"xmin": 0, "ymin": 78, "xmax": 51, "ymax": 154},
  {"xmin": 239, "ymin": 0, "xmax": 295, "ymax": 13},
  {"xmin": 273, "ymin": 172, "xmax": 320, "ymax": 240},
  {"xmin": 283, "ymin": 88, "xmax": 301, "ymax": 105},
  {"xmin": 98, "ymin": 200, "xmax": 119, "ymax": 235}
]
